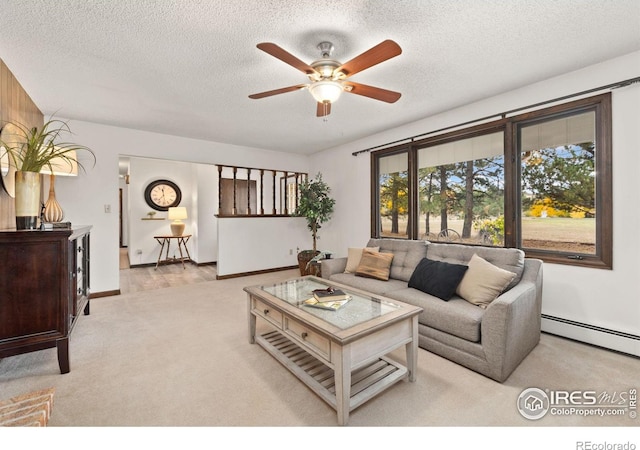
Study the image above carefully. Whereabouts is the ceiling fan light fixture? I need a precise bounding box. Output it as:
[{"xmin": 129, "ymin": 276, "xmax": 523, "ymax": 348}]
[{"xmin": 309, "ymin": 80, "xmax": 343, "ymax": 103}]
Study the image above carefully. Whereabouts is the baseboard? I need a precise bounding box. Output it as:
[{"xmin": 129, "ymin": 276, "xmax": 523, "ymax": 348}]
[
  {"xmin": 216, "ymin": 265, "xmax": 298, "ymax": 280},
  {"xmin": 541, "ymin": 314, "xmax": 640, "ymax": 357},
  {"xmin": 128, "ymin": 260, "xmax": 214, "ymax": 269},
  {"xmin": 129, "ymin": 262, "xmax": 159, "ymax": 268},
  {"xmin": 90, "ymin": 289, "xmax": 120, "ymax": 298}
]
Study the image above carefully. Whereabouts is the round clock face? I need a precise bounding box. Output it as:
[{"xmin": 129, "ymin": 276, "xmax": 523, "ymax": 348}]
[{"xmin": 144, "ymin": 179, "xmax": 182, "ymax": 211}]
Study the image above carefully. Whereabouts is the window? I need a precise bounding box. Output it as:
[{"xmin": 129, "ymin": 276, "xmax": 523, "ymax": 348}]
[
  {"xmin": 514, "ymin": 96, "xmax": 611, "ymax": 268},
  {"xmin": 371, "ymin": 93, "xmax": 612, "ymax": 269},
  {"xmin": 373, "ymin": 150, "xmax": 410, "ymax": 239},
  {"xmin": 417, "ymin": 131, "xmax": 505, "ymax": 245}
]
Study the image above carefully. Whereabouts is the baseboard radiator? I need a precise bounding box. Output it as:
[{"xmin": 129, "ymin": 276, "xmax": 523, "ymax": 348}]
[{"xmin": 541, "ymin": 314, "xmax": 640, "ymax": 358}]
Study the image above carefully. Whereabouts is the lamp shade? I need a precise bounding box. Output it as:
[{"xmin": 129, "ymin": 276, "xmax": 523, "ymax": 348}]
[
  {"xmin": 39, "ymin": 150, "xmax": 79, "ymax": 176},
  {"xmin": 168, "ymin": 207, "xmax": 187, "ymax": 220},
  {"xmin": 309, "ymin": 80, "xmax": 343, "ymax": 104}
]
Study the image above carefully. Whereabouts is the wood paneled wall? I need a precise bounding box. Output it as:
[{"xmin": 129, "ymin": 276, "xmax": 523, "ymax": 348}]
[{"xmin": 0, "ymin": 59, "xmax": 44, "ymax": 229}]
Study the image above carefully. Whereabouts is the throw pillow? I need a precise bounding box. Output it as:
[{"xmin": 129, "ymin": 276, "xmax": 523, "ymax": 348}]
[
  {"xmin": 456, "ymin": 253, "xmax": 517, "ymax": 308},
  {"xmin": 344, "ymin": 246, "xmax": 380, "ymax": 273},
  {"xmin": 408, "ymin": 258, "xmax": 468, "ymax": 301},
  {"xmin": 355, "ymin": 249, "xmax": 394, "ymax": 281}
]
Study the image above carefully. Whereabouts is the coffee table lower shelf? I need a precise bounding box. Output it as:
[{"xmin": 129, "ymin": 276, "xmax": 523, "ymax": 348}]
[{"xmin": 257, "ymin": 330, "xmax": 408, "ymax": 414}]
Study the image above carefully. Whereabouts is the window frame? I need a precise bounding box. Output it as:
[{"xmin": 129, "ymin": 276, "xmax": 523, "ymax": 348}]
[
  {"xmin": 370, "ymin": 146, "xmax": 412, "ymax": 239},
  {"xmin": 509, "ymin": 94, "xmax": 612, "ymax": 269},
  {"xmin": 370, "ymin": 93, "xmax": 612, "ymax": 269}
]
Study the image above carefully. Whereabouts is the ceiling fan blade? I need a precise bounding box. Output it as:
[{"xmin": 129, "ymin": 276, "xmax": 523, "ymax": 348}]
[
  {"xmin": 335, "ymin": 40, "xmax": 402, "ymax": 78},
  {"xmin": 343, "ymin": 81, "xmax": 401, "ymax": 103},
  {"xmin": 256, "ymin": 43, "xmax": 317, "ymax": 75},
  {"xmin": 316, "ymin": 102, "xmax": 331, "ymax": 117},
  {"xmin": 249, "ymin": 84, "xmax": 307, "ymax": 99}
]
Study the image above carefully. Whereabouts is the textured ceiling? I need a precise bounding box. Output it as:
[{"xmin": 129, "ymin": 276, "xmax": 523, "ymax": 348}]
[{"xmin": 1, "ymin": 1, "xmax": 639, "ymax": 155}]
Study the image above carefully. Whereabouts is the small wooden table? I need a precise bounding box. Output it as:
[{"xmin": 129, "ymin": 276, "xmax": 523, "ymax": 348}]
[{"xmin": 154, "ymin": 234, "xmax": 192, "ymax": 269}]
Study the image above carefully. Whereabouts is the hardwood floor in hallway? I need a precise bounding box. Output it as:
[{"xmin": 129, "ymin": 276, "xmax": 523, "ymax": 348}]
[{"xmin": 119, "ymin": 248, "xmax": 217, "ymax": 294}]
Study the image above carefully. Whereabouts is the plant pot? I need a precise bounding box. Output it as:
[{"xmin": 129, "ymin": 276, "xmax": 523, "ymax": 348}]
[
  {"xmin": 15, "ymin": 171, "xmax": 41, "ymax": 230},
  {"xmin": 297, "ymin": 250, "xmax": 320, "ymax": 276}
]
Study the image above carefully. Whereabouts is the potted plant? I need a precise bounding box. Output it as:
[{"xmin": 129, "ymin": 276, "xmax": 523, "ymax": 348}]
[
  {"xmin": 294, "ymin": 172, "xmax": 335, "ymax": 275},
  {"xmin": 0, "ymin": 118, "xmax": 94, "ymax": 229}
]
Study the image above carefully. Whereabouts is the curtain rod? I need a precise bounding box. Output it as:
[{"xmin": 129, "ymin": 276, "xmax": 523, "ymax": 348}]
[{"xmin": 352, "ymin": 76, "xmax": 640, "ymax": 156}]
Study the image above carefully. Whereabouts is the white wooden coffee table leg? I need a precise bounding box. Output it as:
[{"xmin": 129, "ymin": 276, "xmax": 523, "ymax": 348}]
[
  {"xmin": 248, "ymin": 295, "xmax": 256, "ymax": 344},
  {"xmin": 334, "ymin": 344, "xmax": 352, "ymax": 426},
  {"xmin": 406, "ymin": 315, "xmax": 419, "ymax": 382}
]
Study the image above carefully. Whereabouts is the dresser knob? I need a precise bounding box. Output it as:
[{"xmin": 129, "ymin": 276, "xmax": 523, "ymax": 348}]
[
  {"xmin": 301, "ymin": 332, "xmax": 308, "ymax": 340},
  {"xmin": 263, "ymin": 309, "xmax": 269, "ymax": 315}
]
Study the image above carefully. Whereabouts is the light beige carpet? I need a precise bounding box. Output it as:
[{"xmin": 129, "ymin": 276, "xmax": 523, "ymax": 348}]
[
  {"xmin": 119, "ymin": 248, "xmax": 130, "ymax": 270},
  {"xmin": 0, "ymin": 269, "xmax": 638, "ymax": 443}
]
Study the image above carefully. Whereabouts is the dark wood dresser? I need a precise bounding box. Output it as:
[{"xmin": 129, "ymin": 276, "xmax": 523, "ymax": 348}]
[{"xmin": 0, "ymin": 226, "xmax": 91, "ymax": 374}]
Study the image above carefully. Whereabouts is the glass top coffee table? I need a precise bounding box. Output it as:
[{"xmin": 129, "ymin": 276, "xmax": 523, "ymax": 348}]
[{"xmin": 244, "ymin": 276, "xmax": 423, "ymax": 425}]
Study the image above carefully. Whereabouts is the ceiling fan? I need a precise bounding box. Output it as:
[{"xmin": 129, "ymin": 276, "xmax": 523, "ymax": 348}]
[{"xmin": 249, "ymin": 40, "xmax": 402, "ymax": 117}]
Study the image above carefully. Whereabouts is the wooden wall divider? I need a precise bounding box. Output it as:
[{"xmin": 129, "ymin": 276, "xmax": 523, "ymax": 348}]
[
  {"xmin": 216, "ymin": 164, "xmax": 307, "ymax": 217},
  {"xmin": 0, "ymin": 59, "xmax": 44, "ymax": 230}
]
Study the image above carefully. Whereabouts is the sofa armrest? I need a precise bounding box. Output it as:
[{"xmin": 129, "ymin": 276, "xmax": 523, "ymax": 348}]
[
  {"xmin": 480, "ymin": 258, "xmax": 543, "ymax": 381},
  {"xmin": 319, "ymin": 257, "xmax": 347, "ymax": 279}
]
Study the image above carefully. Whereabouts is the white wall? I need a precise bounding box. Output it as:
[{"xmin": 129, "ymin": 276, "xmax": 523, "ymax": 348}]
[
  {"xmin": 54, "ymin": 121, "xmax": 310, "ymax": 293},
  {"xmin": 310, "ymin": 51, "xmax": 640, "ymax": 356},
  {"xmin": 194, "ymin": 163, "xmax": 218, "ymax": 263},
  {"xmin": 217, "ymin": 217, "xmax": 309, "ymax": 277}
]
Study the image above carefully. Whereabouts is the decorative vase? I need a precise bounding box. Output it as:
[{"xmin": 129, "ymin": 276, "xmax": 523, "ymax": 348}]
[
  {"xmin": 43, "ymin": 174, "xmax": 64, "ymax": 223},
  {"xmin": 14, "ymin": 171, "xmax": 41, "ymax": 230}
]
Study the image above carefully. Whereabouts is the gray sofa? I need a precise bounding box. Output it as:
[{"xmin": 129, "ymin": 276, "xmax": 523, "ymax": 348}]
[{"xmin": 320, "ymin": 238, "xmax": 543, "ymax": 382}]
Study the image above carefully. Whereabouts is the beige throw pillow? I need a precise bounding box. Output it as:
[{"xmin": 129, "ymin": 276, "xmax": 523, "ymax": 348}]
[
  {"xmin": 355, "ymin": 249, "xmax": 394, "ymax": 281},
  {"xmin": 344, "ymin": 246, "xmax": 380, "ymax": 273},
  {"xmin": 456, "ymin": 254, "xmax": 516, "ymax": 308}
]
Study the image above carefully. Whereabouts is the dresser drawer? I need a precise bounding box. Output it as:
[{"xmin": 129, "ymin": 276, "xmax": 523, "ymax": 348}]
[
  {"xmin": 283, "ymin": 317, "xmax": 331, "ymax": 361},
  {"xmin": 252, "ymin": 298, "xmax": 283, "ymax": 329}
]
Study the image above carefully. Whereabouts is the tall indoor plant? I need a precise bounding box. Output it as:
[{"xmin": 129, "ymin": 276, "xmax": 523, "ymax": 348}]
[
  {"xmin": 0, "ymin": 118, "xmax": 94, "ymax": 229},
  {"xmin": 294, "ymin": 172, "xmax": 335, "ymax": 275}
]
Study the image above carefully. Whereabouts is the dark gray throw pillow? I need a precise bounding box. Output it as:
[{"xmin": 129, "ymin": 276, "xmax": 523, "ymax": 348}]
[{"xmin": 408, "ymin": 258, "xmax": 468, "ymax": 301}]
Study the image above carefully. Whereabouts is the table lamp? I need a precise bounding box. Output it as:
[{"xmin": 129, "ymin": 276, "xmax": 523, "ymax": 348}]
[
  {"xmin": 40, "ymin": 150, "xmax": 78, "ymax": 223},
  {"xmin": 168, "ymin": 206, "xmax": 187, "ymax": 236}
]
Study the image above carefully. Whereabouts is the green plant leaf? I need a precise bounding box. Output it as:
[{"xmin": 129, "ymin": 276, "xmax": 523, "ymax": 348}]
[{"xmin": 294, "ymin": 172, "xmax": 336, "ymax": 251}]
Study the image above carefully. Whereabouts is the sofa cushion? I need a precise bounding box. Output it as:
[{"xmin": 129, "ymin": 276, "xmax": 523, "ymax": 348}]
[
  {"xmin": 426, "ymin": 242, "xmax": 525, "ymax": 290},
  {"xmin": 344, "ymin": 246, "xmax": 380, "ymax": 273},
  {"xmin": 456, "ymin": 254, "xmax": 516, "ymax": 308},
  {"xmin": 355, "ymin": 249, "xmax": 394, "ymax": 281},
  {"xmin": 389, "ymin": 288, "xmax": 484, "ymax": 342},
  {"xmin": 408, "ymin": 258, "xmax": 468, "ymax": 301},
  {"xmin": 366, "ymin": 238, "xmax": 428, "ymax": 282}
]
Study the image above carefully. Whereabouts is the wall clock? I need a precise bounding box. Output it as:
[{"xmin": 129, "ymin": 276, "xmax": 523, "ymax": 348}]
[{"xmin": 144, "ymin": 179, "xmax": 182, "ymax": 211}]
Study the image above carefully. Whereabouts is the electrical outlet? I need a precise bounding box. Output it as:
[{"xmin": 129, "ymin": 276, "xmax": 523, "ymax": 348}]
[
  {"xmin": 104, "ymin": 204, "xmax": 111, "ymax": 213},
  {"xmin": 289, "ymin": 249, "xmax": 293, "ymax": 255}
]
